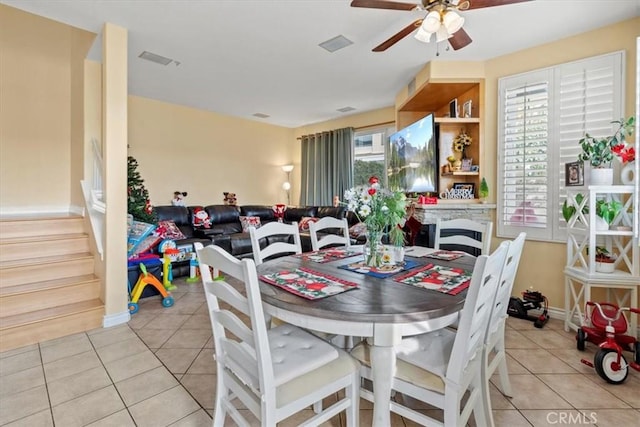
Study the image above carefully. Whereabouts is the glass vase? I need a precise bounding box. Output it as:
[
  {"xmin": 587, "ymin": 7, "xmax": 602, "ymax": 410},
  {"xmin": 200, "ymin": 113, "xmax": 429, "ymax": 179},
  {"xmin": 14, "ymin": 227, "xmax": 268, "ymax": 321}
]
[{"xmin": 364, "ymin": 228, "xmax": 384, "ymax": 268}]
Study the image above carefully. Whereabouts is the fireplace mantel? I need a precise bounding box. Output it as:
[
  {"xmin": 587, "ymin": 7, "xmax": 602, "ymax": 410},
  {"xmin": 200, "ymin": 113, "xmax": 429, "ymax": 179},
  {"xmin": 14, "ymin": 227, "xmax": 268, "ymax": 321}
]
[{"xmin": 413, "ymin": 203, "xmax": 496, "ymax": 224}]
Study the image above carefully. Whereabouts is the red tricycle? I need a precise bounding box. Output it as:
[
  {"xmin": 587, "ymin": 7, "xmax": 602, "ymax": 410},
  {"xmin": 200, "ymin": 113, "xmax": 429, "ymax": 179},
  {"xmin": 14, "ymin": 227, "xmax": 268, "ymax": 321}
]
[{"xmin": 576, "ymin": 301, "xmax": 640, "ymax": 384}]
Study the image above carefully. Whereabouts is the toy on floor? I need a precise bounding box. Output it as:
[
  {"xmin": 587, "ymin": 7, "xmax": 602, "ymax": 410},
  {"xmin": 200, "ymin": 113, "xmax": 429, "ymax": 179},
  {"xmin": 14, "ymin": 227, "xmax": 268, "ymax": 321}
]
[
  {"xmin": 158, "ymin": 239, "xmax": 180, "ymax": 291},
  {"xmin": 507, "ymin": 289, "xmax": 549, "ymax": 328},
  {"xmin": 577, "ymin": 301, "xmax": 640, "ymax": 384},
  {"xmin": 186, "ymin": 252, "xmax": 200, "ymax": 283},
  {"xmin": 129, "ymin": 263, "xmax": 174, "ymax": 314}
]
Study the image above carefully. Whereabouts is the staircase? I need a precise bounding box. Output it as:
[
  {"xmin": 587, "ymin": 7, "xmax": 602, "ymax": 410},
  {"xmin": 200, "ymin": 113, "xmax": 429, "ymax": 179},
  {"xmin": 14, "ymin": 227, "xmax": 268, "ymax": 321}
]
[{"xmin": 0, "ymin": 214, "xmax": 104, "ymax": 352}]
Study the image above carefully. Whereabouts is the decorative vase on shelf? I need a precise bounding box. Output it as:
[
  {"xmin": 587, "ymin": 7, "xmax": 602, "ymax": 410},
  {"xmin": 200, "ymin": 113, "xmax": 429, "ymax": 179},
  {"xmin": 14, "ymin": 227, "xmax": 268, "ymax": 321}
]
[
  {"xmin": 590, "ymin": 168, "xmax": 613, "ymax": 186},
  {"xmin": 620, "ymin": 162, "xmax": 635, "ymax": 185},
  {"xmin": 595, "ymin": 260, "xmax": 615, "ymax": 273}
]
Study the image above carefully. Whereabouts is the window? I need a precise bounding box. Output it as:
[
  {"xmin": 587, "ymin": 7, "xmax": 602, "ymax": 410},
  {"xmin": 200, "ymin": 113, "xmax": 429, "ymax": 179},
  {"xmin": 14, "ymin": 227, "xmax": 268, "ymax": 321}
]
[
  {"xmin": 497, "ymin": 51, "xmax": 624, "ymax": 242},
  {"xmin": 353, "ymin": 125, "xmax": 394, "ymax": 186}
]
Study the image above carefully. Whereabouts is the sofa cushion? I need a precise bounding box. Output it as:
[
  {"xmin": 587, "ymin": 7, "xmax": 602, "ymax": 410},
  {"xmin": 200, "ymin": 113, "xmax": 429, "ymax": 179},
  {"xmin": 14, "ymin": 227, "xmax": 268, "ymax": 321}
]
[
  {"xmin": 205, "ymin": 205, "xmax": 240, "ymax": 224},
  {"xmin": 240, "ymin": 205, "xmax": 277, "ymax": 222},
  {"xmin": 239, "ymin": 216, "xmax": 261, "ymax": 232},
  {"xmin": 317, "ymin": 206, "xmax": 347, "ymax": 219},
  {"xmin": 284, "ymin": 206, "xmax": 318, "ymax": 222}
]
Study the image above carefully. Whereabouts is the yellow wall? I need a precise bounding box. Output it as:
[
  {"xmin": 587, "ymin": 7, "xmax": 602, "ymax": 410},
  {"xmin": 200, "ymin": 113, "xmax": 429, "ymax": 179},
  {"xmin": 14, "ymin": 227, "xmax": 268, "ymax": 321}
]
[
  {"xmin": 0, "ymin": 5, "xmax": 94, "ymax": 213},
  {"xmin": 483, "ymin": 18, "xmax": 639, "ymax": 308},
  {"xmin": 128, "ymin": 96, "xmax": 295, "ymax": 207}
]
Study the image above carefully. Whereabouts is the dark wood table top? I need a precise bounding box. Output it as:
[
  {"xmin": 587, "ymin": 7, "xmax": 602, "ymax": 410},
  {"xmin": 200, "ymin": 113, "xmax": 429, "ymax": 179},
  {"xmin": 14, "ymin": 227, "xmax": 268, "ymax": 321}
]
[{"xmin": 256, "ymin": 249, "xmax": 476, "ymax": 324}]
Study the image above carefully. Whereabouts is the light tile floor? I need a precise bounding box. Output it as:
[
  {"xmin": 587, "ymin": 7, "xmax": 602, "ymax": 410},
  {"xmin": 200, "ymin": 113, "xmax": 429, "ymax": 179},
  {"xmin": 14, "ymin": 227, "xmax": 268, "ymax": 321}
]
[{"xmin": 1, "ymin": 276, "xmax": 638, "ymax": 426}]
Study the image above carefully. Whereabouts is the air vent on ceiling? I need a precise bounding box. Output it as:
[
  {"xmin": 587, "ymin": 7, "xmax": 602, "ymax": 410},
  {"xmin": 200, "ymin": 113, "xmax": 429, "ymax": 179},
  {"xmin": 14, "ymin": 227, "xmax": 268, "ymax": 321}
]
[
  {"xmin": 253, "ymin": 113, "xmax": 270, "ymax": 118},
  {"xmin": 138, "ymin": 51, "xmax": 174, "ymax": 66},
  {"xmin": 319, "ymin": 35, "xmax": 353, "ymax": 53},
  {"xmin": 337, "ymin": 106, "xmax": 356, "ymax": 113}
]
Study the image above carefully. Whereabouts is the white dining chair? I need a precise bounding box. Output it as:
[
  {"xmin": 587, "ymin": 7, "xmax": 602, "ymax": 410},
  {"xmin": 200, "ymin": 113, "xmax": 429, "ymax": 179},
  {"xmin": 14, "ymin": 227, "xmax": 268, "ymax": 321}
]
[
  {"xmin": 482, "ymin": 232, "xmax": 526, "ymax": 425},
  {"xmin": 351, "ymin": 241, "xmax": 509, "ymax": 427},
  {"xmin": 434, "ymin": 217, "xmax": 493, "ymax": 255},
  {"xmin": 194, "ymin": 242, "xmax": 360, "ymax": 427},
  {"xmin": 309, "ymin": 217, "xmax": 351, "ymax": 251},
  {"xmin": 249, "ymin": 221, "xmax": 302, "ymax": 266}
]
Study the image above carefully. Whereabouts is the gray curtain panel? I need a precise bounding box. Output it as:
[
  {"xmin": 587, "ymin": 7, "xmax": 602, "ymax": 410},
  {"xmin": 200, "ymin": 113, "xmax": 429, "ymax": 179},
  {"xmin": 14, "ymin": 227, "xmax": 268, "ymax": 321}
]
[{"xmin": 300, "ymin": 127, "xmax": 354, "ymax": 206}]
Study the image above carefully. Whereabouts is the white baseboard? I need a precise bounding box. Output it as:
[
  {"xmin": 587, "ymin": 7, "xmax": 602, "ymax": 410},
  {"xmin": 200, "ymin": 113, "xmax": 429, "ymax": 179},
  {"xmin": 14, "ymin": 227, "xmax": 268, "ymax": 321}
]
[{"xmin": 103, "ymin": 310, "xmax": 130, "ymax": 328}]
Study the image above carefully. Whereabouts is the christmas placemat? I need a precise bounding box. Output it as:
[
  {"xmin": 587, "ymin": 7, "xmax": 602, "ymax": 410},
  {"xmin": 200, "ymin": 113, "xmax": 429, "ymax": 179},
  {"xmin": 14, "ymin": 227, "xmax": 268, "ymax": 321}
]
[
  {"xmin": 424, "ymin": 250, "xmax": 466, "ymax": 261},
  {"xmin": 260, "ymin": 267, "xmax": 359, "ymax": 300},
  {"xmin": 394, "ymin": 263, "xmax": 472, "ymax": 295},
  {"xmin": 338, "ymin": 259, "xmax": 420, "ymax": 279},
  {"xmin": 293, "ymin": 247, "xmax": 362, "ymax": 263}
]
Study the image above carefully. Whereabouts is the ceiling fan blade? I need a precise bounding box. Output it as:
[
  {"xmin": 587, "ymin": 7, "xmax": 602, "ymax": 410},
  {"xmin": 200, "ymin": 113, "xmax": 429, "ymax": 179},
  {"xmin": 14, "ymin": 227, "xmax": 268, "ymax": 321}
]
[
  {"xmin": 372, "ymin": 19, "xmax": 423, "ymax": 52},
  {"xmin": 466, "ymin": 0, "xmax": 533, "ymax": 10},
  {"xmin": 449, "ymin": 28, "xmax": 472, "ymax": 50},
  {"xmin": 350, "ymin": 0, "xmax": 418, "ymax": 11}
]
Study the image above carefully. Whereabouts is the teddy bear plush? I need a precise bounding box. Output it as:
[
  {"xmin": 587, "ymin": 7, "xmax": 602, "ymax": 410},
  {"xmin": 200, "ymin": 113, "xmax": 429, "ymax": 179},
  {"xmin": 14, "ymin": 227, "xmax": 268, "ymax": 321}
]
[{"xmin": 223, "ymin": 192, "xmax": 238, "ymax": 206}]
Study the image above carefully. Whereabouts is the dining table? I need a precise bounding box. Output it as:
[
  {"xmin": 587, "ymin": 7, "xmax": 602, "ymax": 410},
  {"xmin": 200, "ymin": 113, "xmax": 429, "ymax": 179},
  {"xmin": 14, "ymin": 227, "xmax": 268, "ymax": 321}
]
[{"xmin": 255, "ymin": 246, "xmax": 477, "ymax": 427}]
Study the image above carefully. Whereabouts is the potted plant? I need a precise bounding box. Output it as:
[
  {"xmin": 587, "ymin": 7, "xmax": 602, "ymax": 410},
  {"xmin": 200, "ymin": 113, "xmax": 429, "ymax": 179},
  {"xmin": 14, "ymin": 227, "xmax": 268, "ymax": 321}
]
[
  {"xmin": 578, "ymin": 116, "xmax": 635, "ymax": 185},
  {"xmin": 562, "ymin": 193, "xmax": 587, "ymax": 224},
  {"xmin": 479, "ymin": 177, "xmax": 489, "ymax": 203},
  {"xmin": 594, "ymin": 246, "xmax": 616, "ymax": 273},
  {"xmin": 595, "ymin": 199, "xmax": 622, "ymax": 230}
]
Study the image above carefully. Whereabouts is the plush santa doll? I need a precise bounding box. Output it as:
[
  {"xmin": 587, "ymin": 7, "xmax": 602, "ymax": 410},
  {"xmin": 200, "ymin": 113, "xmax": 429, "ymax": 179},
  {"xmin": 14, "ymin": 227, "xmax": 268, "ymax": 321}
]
[{"xmin": 192, "ymin": 207, "xmax": 211, "ymax": 228}]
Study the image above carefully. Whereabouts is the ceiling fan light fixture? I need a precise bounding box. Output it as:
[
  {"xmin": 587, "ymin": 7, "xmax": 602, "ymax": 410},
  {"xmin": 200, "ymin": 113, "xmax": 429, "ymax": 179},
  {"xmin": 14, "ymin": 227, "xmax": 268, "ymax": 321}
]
[
  {"xmin": 435, "ymin": 25, "xmax": 452, "ymax": 42},
  {"xmin": 422, "ymin": 10, "xmax": 441, "ymax": 33},
  {"xmin": 443, "ymin": 10, "xmax": 464, "ymax": 34},
  {"xmin": 414, "ymin": 27, "xmax": 433, "ymax": 43}
]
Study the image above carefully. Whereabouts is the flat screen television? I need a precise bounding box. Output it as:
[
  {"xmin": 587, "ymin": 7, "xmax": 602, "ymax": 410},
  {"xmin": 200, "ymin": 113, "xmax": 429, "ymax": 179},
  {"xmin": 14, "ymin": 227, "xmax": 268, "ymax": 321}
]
[{"xmin": 387, "ymin": 114, "xmax": 438, "ymax": 194}]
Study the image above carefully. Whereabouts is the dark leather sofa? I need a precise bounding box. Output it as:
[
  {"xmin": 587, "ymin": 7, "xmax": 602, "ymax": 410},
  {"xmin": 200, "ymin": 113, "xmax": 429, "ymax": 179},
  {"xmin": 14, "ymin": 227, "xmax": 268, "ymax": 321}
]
[{"xmin": 153, "ymin": 204, "xmax": 351, "ymax": 277}]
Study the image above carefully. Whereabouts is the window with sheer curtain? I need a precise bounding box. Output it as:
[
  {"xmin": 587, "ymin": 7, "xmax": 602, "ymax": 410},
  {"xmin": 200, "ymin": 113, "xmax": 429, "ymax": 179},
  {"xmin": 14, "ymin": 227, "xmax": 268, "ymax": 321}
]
[{"xmin": 497, "ymin": 51, "xmax": 624, "ymax": 242}]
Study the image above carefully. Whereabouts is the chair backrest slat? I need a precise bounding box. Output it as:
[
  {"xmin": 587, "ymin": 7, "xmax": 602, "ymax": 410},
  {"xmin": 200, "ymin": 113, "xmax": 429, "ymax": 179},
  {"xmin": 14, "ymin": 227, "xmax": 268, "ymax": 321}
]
[
  {"xmin": 435, "ymin": 218, "xmax": 493, "ymax": 255},
  {"xmin": 309, "ymin": 217, "xmax": 351, "ymax": 251},
  {"xmin": 447, "ymin": 241, "xmax": 509, "ymax": 383},
  {"xmin": 489, "ymin": 232, "xmax": 527, "ymax": 337},
  {"xmin": 195, "ymin": 242, "xmax": 276, "ymax": 397},
  {"xmin": 249, "ymin": 221, "xmax": 302, "ymax": 265}
]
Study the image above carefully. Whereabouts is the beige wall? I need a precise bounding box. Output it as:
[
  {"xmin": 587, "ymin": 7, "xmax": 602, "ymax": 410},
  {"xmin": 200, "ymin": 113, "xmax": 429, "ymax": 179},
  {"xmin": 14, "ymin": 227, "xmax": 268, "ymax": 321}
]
[
  {"xmin": 128, "ymin": 96, "xmax": 295, "ymax": 207},
  {"xmin": 0, "ymin": 5, "xmax": 94, "ymax": 214},
  {"xmin": 483, "ymin": 18, "xmax": 640, "ymax": 308}
]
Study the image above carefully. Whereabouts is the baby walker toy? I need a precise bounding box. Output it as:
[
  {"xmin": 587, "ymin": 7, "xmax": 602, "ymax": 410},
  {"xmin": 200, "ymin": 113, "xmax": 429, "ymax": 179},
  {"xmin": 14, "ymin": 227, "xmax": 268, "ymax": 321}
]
[
  {"xmin": 128, "ymin": 263, "xmax": 174, "ymax": 314},
  {"xmin": 577, "ymin": 301, "xmax": 640, "ymax": 384}
]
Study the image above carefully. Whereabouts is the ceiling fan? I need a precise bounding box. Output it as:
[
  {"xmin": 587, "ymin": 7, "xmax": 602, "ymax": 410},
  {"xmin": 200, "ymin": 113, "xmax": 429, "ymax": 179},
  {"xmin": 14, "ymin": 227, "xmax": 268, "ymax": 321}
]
[{"xmin": 351, "ymin": 0, "xmax": 532, "ymax": 52}]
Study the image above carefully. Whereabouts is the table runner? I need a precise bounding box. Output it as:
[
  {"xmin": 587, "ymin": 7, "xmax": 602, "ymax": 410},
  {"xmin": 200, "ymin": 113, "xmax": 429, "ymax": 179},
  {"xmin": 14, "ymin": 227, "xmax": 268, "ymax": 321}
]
[
  {"xmin": 393, "ymin": 263, "xmax": 472, "ymax": 295},
  {"xmin": 338, "ymin": 259, "xmax": 419, "ymax": 279},
  {"xmin": 260, "ymin": 267, "xmax": 359, "ymax": 300},
  {"xmin": 293, "ymin": 247, "xmax": 362, "ymax": 263}
]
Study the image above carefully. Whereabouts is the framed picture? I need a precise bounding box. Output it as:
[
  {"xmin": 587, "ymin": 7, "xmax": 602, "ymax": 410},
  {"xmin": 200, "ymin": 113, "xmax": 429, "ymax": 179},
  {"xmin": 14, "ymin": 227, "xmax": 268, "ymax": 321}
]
[
  {"xmin": 449, "ymin": 98, "xmax": 458, "ymax": 118},
  {"xmin": 462, "ymin": 100, "xmax": 472, "ymax": 118},
  {"xmin": 461, "ymin": 158, "xmax": 473, "ymax": 171},
  {"xmin": 565, "ymin": 161, "xmax": 583, "ymax": 186},
  {"xmin": 470, "ymin": 165, "xmax": 479, "ymax": 172},
  {"xmin": 453, "ymin": 182, "xmax": 475, "ymax": 196}
]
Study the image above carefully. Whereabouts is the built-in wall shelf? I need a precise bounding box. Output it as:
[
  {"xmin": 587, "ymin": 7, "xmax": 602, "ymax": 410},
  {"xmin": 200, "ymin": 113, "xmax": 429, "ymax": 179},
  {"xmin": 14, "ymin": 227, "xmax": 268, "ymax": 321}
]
[
  {"xmin": 441, "ymin": 171, "xmax": 479, "ymax": 176},
  {"xmin": 434, "ymin": 117, "xmax": 480, "ymax": 124}
]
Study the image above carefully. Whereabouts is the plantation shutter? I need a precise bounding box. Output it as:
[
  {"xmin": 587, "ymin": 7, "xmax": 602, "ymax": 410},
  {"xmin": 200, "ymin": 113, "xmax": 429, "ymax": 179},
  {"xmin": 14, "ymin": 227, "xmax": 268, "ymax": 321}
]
[
  {"xmin": 497, "ymin": 51, "xmax": 624, "ymax": 242},
  {"xmin": 499, "ymin": 69, "xmax": 552, "ymax": 240},
  {"xmin": 556, "ymin": 53, "xmax": 623, "ymax": 240}
]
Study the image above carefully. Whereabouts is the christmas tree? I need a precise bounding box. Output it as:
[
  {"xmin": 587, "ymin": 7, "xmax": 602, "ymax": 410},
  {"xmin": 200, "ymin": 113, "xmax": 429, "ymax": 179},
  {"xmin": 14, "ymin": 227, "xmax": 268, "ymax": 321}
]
[{"xmin": 127, "ymin": 156, "xmax": 156, "ymax": 223}]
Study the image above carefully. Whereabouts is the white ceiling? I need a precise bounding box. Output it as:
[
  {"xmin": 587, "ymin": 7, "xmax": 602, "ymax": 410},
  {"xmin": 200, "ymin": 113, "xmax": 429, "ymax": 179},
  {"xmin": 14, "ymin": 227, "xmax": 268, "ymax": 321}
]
[{"xmin": 3, "ymin": 0, "xmax": 639, "ymax": 128}]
